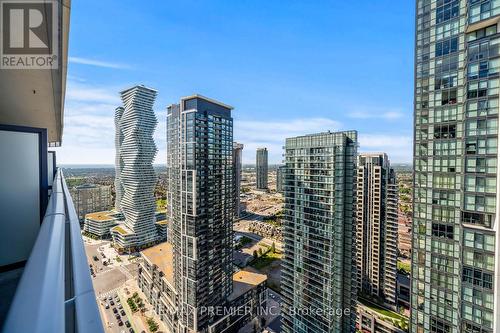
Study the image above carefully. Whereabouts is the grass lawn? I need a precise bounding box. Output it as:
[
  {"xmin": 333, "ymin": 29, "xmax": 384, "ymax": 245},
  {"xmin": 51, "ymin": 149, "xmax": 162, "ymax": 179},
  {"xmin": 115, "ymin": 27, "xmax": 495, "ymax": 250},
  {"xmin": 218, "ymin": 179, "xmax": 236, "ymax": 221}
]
[
  {"xmin": 397, "ymin": 260, "xmax": 411, "ymax": 274},
  {"xmin": 251, "ymin": 251, "xmax": 282, "ymax": 270},
  {"xmin": 360, "ymin": 298, "xmax": 406, "ymax": 320}
]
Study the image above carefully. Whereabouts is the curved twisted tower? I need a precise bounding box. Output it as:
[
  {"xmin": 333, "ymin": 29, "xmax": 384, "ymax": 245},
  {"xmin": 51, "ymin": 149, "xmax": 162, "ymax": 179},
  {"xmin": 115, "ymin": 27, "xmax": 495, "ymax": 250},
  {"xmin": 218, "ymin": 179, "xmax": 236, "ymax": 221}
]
[
  {"xmin": 112, "ymin": 85, "xmax": 158, "ymax": 250},
  {"xmin": 114, "ymin": 106, "xmax": 124, "ymax": 211}
]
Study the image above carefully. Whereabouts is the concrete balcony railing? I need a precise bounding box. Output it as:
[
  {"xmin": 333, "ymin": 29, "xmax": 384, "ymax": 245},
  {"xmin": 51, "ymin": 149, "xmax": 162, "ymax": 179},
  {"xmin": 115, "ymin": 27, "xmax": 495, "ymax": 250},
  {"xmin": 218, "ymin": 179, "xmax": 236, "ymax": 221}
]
[{"xmin": 2, "ymin": 169, "xmax": 104, "ymax": 333}]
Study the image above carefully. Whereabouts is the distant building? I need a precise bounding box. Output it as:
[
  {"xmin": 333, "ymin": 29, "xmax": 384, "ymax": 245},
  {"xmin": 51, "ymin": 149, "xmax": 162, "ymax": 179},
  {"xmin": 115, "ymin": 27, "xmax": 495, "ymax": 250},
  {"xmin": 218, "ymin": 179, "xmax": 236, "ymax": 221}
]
[
  {"xmin": 356, "ymin": 153, "xmax": 398, "ymax": 308},
  {"xmin": 397, "ymin": 212, "xmax": 412, "ymax": 257},
  {"xmin": 282, "ymin": 131, "xmax": 358, "ymax": 333},
  {"xmin": 256, "ymin": 147, "xmax": 268, "ymax": 189},
  {"xmin": 138, "ymin": 243, "xmax": 267, "ymax": 333},
  {"xmin": 111, "ymin": 85, "xmax": 160, "ymax": 251},
  {"xmin": 233, "ymin": 142, "xmax": 244, "ymax": 218},
  {"xmin": 276, "ymin": 165, "xmax": 285, "ymax": 193},
  {"xmin": 70, "ymin": 184, "xmax": 112, "ymax": 221}
]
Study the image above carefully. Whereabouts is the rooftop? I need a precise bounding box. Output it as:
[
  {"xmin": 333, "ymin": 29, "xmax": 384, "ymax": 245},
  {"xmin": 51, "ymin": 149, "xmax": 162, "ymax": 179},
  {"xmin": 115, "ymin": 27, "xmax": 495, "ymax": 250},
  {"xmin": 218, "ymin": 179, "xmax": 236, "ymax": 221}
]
[
  {"xmin": 74, "ymin": 183, "xmax": 108, "ymax": 189},
  {"xmin": 229, "ymin": 268, "xmax": 267, "ymax": 301},
  {"xmin": 181, "ymin": 94, "xmax": 234, "ymax": 110},
  {"xmin": 141, "ymin": 242, "xmax": 174, "ymax": 285},
  {"xmin": 85, "ymin": 211, "xmax": 115, "ymax": 222},
  {"xmin": 111, "ymin": 225, "xmax": 130, "ymax": 235}
]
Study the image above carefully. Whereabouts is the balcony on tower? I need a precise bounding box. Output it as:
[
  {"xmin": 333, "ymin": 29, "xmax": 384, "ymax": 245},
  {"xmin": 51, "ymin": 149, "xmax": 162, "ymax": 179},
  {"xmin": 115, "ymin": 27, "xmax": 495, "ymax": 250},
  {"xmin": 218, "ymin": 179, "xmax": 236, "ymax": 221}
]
[{"xmin": 0, "ymin": 1, "xmax": 103, "ymax": 332}]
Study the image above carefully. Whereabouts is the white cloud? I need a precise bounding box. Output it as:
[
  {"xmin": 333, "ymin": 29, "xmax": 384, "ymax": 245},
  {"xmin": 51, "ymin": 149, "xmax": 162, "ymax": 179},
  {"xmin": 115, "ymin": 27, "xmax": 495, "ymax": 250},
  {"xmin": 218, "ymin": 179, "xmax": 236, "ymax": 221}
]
[
  {"xmin": 57, "ymin": 82, "xmax": 411, "ymax": 165},
  {"xmin": 69, "ymin": 56, "xmax": 131, "ymax": 69},
  {"xmin": 66, "ymin": 81, "xmax": 121, "ymax": 104},
  {"xmin": 235, "ymin": 118, "xmax": 341, "ymax": 164},
  {"xmin": 359, "ymin": 134, "xmax": 412, "ymax": 163},
  {"xmin": 55, "ymin": 80, "xmax": 166, "ymax": 165},
  {"xmin": 235, "ymin": 117, "xmax": 412, "ymax": 164}
]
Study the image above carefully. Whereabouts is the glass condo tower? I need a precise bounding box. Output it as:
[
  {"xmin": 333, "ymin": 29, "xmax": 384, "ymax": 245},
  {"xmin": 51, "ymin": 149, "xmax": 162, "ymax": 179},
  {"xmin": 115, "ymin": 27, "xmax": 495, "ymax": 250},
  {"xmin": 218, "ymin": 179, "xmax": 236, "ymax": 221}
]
[{"xmin": 413, "ymin": 1, "xmax": 500, "ymax": 332}]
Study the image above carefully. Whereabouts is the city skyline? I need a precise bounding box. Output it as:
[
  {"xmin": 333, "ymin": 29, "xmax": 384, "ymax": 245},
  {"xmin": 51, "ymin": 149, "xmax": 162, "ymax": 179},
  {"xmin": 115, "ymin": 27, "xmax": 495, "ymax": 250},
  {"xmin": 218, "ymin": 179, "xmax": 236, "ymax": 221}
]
[
  {"xmin": 4, "ymin": 1, "xmax": 487, "ymax": 333},
  {"xmin": 52, "ymin": 0, "xmax": 414, "ymax": 165}
]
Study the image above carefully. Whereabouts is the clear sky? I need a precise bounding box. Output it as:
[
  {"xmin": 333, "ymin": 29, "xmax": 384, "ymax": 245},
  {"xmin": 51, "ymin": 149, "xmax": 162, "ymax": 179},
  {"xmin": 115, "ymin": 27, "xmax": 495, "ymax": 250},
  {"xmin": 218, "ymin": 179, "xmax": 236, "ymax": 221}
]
[{"xmin": 55, "ymin": 0, "xmax": 415, "ymax": 165}]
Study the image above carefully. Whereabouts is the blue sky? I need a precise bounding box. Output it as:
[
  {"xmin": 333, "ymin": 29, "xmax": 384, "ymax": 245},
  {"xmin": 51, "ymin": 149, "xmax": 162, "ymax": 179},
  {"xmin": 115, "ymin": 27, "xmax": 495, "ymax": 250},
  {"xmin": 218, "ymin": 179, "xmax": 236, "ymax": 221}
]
[{"xmin": 56, "ymin": 0, "xmax": 415, "ymax": 165}]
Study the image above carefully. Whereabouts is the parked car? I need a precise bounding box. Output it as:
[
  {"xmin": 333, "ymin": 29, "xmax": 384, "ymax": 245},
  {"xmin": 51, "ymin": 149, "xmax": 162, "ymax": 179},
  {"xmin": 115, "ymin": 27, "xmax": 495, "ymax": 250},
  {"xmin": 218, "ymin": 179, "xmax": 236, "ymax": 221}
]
[
  {"xmin": 125, "ymin": 320, "xmax": 130, "ymax": 328},
  {"xmin": 105, "ymin": 303, "xmax": 109, "ymax": 309},
  {"xmin": 118, "ymin": 304, "xmax": 123, "ymax": 309},
  {"xmin": 93, "ymin": 255, "xmax": 99, "ymax": 261},
  {"xmin": 115, "ymin": 314, "xmax": 120, "ymax": 320},
  {"xmin": 129, "ymin": 328, "xmax": 134, "ymax": 333},
  {"xmin": 118, "ymin": 321, "xmax": 123, "ymax": 326},
  {"xmin": 110, "ymin": 300, "xmax": 114, "ymax": 306},
  {"xmin": 120, "ymin": 310, "xmax": 125, "ymax": 316},
  {"xmin": 113, "ymin": 308, "xmax": 117, "ymax": 314}
]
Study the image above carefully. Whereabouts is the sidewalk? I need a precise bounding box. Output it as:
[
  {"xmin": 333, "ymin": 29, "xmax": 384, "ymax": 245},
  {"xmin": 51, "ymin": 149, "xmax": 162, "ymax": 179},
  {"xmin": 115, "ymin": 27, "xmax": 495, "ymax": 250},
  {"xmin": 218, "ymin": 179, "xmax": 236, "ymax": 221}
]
[{"xmin": 119, "ymin": 279, "xmax": 170, "ymax": 333}]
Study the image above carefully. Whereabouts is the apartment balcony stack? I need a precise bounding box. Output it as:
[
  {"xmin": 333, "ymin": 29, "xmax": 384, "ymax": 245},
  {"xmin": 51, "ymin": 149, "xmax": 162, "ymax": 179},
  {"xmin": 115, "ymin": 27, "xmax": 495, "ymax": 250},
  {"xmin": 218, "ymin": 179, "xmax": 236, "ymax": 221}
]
[{"xmin": 0, "ymin": 1, "xmax": 104, "ymax": 332}]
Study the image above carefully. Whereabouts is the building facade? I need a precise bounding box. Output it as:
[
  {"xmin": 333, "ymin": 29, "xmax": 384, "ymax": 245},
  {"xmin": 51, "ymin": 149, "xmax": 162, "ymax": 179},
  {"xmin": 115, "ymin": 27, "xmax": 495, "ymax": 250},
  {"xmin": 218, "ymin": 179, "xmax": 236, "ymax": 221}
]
[
  {"xmin": 233, "ymin": 142, "xmax": 244, "ymax": 218},
  {"xmin": 70, "ymin": 184, "xmax": 112, "ymax": 221},
  {"xmin": 167, "ymin": 95, "xmax": 235, "ymax": 332},
  {"xmin": 111, "ymin": 85, "xmax": 159, "ymax": 251},
  {"xmin": 413, "ymin": 1, "xmax": 500, "ymax": 332},
  {"xmin": 256, "ymin": 147, "xmax": 268, "ymax": 190},
  {"xmin": 138, "ymin": 243, "xmax": 267, "ymax": 333},
  {"xmin": 281, "ymin": 131, "xmax": 358, "ymax": 333},
  {"xmin": 356, "ymin": 153, "xmax": 398, "ymax": 308}
]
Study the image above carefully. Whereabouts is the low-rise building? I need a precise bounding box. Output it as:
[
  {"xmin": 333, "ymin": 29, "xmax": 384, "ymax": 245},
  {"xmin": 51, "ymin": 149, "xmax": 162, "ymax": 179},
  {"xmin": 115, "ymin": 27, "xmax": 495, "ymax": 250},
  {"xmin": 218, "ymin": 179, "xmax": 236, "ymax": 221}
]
[
  {"xmin": 84, "ymin": 210, "xmax": 167, "ymax": 248},
  {"xmin": 70, "ymin": 184, "xmax": 112, "ymax": 222},
  {"xmin": 138, "ymin": 242, "xmax": 267, "ymax": 333},
  {"xmin": 83, "ymin": 210, "xmax": 122, "ymax": 238},
  {"xmin": 356, "ymin": 300, "xmax": 408, "ymax": 333},
  {"xmin": 111, "ymin": 211, "xmax": 168, "ymax": 253}
]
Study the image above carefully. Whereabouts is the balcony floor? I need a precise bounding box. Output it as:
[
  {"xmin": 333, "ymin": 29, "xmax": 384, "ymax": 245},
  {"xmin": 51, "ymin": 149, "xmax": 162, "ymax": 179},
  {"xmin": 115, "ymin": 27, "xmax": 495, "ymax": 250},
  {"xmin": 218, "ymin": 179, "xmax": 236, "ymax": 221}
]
[{"xmin": 0, "ymin": 267, "xmax": 23, "ymax": 325}]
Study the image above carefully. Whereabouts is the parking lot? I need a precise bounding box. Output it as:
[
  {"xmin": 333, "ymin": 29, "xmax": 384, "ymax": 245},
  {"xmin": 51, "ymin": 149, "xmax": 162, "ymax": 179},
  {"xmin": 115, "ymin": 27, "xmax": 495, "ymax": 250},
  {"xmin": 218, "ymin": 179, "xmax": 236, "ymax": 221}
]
[{"xmin": 97, "ymin": 290, "xmax": 136, "ymax": 333}]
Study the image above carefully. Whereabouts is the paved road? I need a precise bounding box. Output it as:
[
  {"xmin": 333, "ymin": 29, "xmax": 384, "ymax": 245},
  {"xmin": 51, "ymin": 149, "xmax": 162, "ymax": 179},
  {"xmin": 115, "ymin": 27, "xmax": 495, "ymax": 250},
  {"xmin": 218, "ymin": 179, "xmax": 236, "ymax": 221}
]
[
  {"xmin": 84, "ymin": 238, "xmax": 141, "ymax": 333},
  {"xmin": 98, "ymin": 291, "xmax": 135, "ymax": 333}
]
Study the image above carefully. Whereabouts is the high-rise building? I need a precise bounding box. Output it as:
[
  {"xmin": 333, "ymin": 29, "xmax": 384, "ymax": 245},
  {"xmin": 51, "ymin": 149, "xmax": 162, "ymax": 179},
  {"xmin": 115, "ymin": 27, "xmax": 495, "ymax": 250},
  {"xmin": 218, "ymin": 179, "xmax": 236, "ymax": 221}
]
[
  {"xmin": 256, "ymin": 147, "xmax": 268, "ymax": 189},
  {"xmin": 70, "ymin": 184, "xmax": 112, "ymax": 221},
  {"xmin": 413, "ymin": 2, "xmax": 500, "ymax": 333},
  {"xmin": 233, "ymin": 142, "xmax": 244, "ymax": 218},
  {"xmin": 111, "ymin": 85, "xmax": 159, "ymax": 251},
  {"xmin": 114, "ymin": 106, "xmax": 125, "ymax": 211},
  {"xmin": 282, "ymin": 131, "xmax": 358, "ymax": 333},
  {"xmin": 167, "ymin": 95, "xmax": 235, "ymax": 331},
  {"xmin": 276, "ymin": 165, "xmax": 285, "ymax": 193},
  {"xmin": 355, "ymin": 153, "xmax": 398, "ymax": 307}
]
